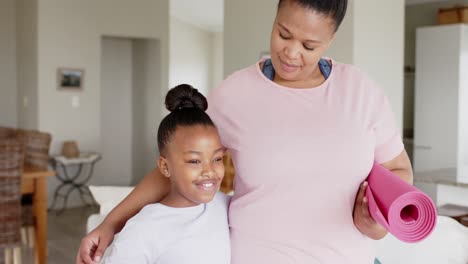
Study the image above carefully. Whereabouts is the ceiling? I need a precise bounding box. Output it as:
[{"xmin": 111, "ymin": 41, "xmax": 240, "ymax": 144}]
[{"xmin": 170, "ymin": 0, "xmax": 224, "ymax": 33}]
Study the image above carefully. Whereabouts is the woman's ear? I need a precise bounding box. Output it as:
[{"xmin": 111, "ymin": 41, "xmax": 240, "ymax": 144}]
[{"xmin": 158, "ymin": 156, "xmax": 170, "ymax": 178}]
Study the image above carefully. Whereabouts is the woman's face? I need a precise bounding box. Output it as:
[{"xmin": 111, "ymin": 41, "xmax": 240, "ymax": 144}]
[
  {"xmin": 270, "ymin": 2, "xmax": 337, "ymax": 86},
  {"xmin": 159, "ymin": 125, "xmax": 225, "ymax": 208}
]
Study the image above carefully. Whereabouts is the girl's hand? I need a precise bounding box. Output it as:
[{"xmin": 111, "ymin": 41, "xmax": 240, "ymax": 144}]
[{"xmin": 353, "ymin": 181, "xmax": 388, "ymax": 240}]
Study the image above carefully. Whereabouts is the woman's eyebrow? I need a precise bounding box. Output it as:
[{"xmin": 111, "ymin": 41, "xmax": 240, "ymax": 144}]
[
  {"xmin": 278, "ymin": 22, "xmax": 290, "ymax": 33},
  {"xmin": 278, "ymin": 22, "xmax": 322, "ymax": 43}
]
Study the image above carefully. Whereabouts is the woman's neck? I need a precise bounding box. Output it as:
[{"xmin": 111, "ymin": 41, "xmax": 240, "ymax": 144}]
[
  {"xmin": 273, "ymin": 65, "xmax": 326, "ymax": 89},
  {"xmin": 259, "ymin": 61, "xmax": 327, "ymax": 89}
]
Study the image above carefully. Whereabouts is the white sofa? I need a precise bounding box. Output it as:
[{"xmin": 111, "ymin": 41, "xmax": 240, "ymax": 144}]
[
  {"xmin": 88, "ymin": 186, "xmax": 468, "ymax": 264},
  {"xmin": 375, "ymin": 216, "xmax": 468, "ymax": 263}
]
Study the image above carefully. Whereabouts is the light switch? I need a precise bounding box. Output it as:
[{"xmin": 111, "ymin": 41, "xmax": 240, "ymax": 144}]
[{"xmin": 72, "ymin": 96, "xmax": 80, "ymax": 108}]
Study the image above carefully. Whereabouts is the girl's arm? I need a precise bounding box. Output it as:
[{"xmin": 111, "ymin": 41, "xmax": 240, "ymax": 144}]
[{"xmin": 76, "ymin": 168, "xmax": 170, "ymax": 264}]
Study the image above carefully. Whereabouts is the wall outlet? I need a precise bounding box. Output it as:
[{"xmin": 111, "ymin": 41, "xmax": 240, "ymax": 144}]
[{"xmin": 72, "ymin": 96, "xmax": 80, "ymax": 108}]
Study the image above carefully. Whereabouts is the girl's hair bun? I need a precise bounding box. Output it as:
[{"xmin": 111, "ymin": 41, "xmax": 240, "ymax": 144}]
[{"xmin": 165, "ymin": 84, "xmax": 208, "ymax": 112}]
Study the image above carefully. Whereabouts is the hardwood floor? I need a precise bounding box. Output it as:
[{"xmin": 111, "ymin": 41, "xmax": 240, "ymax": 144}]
[{"xmin": 21, "ymin": 206, "xmax": 98, "ymax": 264}]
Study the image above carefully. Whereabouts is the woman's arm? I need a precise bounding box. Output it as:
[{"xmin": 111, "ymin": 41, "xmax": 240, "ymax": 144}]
[
  {"xmin": 102, "ymin": 168, "xmax": 170, "ymax": 233},
  {"xmin": 353, "ymin": 150, "xmax": 413, "ymax": 240},
  {"xmin": 381, "ymin": 149, "xmax": 413, "ymax": 184},
  {"xmin": 76, "ymin": 168, "xmax": 170, "ymax": 264}
]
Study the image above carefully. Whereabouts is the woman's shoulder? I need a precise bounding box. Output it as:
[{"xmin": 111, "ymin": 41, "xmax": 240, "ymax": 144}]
[
  {"xmin": 331, "ymin": 60, "xmax": 370, "ymax": 80},
  {"xmin": 218, "ymin": 64, "xmax": 258, "ymax": 88},
  {"xmin": 208, "ymin": 63, "xmax": 259, "ymax": 104},
  {"xmin": 332, "ymin": 61, "xmax": 385, "ymax": 95}
]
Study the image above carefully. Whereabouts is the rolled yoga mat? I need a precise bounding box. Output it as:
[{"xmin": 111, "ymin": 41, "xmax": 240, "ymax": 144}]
[{"xmin": 365, "ymin": 162, "xmax": 437, "ymax": 243}]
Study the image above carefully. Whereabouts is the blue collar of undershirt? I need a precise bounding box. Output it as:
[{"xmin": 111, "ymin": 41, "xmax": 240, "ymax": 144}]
[{"xmin": 261, "ymin": 58, "xmax": 332, "ymax": 81}]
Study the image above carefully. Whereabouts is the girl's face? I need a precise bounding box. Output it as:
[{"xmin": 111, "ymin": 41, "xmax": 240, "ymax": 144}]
[
  {"xmin": 159, "ymin": 125, "xmax": 225, "ymax": 208},
  {"xmin": 270, "ymin": 1, "xmax": 337, "ymax": 87}
]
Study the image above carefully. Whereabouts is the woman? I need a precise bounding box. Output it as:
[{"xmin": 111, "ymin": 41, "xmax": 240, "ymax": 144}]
[{"xmin": 77, "ymin": 0, "xmax": 412, "ymax": 263}]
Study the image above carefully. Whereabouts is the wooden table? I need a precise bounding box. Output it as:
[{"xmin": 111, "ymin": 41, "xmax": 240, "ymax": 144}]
[{"xmin": 22, "ymin": 166, "xmax": 55, "ymax": 264}]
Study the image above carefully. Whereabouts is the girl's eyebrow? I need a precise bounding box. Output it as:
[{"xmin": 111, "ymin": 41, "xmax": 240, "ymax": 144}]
[
  {"xmin": 215, "ymin": 147, "xmax": 227, "ymax": 154},
  {"xmin": 183, "ymin": 150, "xmax": 201, "ymax": 154},
  {"xmin": 183, "ymin": 147, "xmax": 225, "ymax": 155}
]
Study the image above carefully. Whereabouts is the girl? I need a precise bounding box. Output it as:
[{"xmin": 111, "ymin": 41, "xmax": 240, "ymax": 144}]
[{"xmin": 104, "ymin": 84, "xmax": 230, "ymax": 264}]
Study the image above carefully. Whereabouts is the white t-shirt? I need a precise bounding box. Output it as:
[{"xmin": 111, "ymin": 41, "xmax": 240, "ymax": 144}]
[{"xmin": 104, "ymin": 192, "xmax": 231, "ymax": 264}]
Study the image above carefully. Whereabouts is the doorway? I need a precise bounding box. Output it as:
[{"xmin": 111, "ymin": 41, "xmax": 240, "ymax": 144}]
[{"xmin": 100, "ymin": 36, "xmax": 162, "ymax": 186}]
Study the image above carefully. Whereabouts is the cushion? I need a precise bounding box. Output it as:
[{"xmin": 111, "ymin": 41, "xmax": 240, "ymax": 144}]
[
  {"xmin": 87, "ymin": 213, "xmax": 107, "ymax": 233},
  {"xmin": 375, "ymin": 215, "xmax": 468, "ymax": 263},
  {"xmin": 89, "ymin": 185, "xmax": 134, "ymax": 215}
]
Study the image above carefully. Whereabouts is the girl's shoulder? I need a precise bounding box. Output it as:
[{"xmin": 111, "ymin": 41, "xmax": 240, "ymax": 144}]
[{"xmin": 213, "ymin": 191, "xmax": 232, "ymax": 208}]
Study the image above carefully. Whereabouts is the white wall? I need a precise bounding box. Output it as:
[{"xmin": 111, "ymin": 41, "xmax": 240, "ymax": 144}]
[
  {"xmin": 169, "ymin": 17, "xmax": 214, "ymax": 95},
  {"xmin": 132, "ymin": 39, "xmax": 162, "ymax": 185},
  {"xmin": 98, "ymin": 37, "xmax": 162, "ymax": 187},
  {"xmin": 0, "ymin": 0, "xmax": 17, "ymax": 127},
  {"xmin": 223, "ymin": 0, "xmax": 276, "ymax": 76},
  {"xmin": 325, "ymin": 2, "xmax": 354, "ymax": 64},
  {"xmin": 35, "ymin": 0, "xmax": 169, "ymax": 206},
  {"xmin": 211, "ymin": 32, "xmax": 224, "ymax": 88},
  {"xmin": 460, "ymin": 26, "xmax": 468, "ymax": 183},
  {"xmin": 37, "ymin": 0, "xmax": 169, "ymax": 154},
  {"xmin": 16, "ymin": 0, "xmax": 39, "ymax": 129},
  {"xmin": 100, "ymin": 37, "xmax": 134, "ymax": 186},
  {"xmin": 353, "ymin": 0, "xmax": 405, "ymax": 131}
]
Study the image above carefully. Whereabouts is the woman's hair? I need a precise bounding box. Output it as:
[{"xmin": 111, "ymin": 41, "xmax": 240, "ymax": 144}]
[
  {"xmin": 157, "ymin": 84, "xmax": 215, "ymax": 154},
  {"xmin": 277, "ymin": 0, "xmax": 348, "ymax": 32}
]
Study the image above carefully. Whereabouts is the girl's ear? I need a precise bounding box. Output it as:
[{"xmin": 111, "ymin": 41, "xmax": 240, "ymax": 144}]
[{"xmin": 158, "ymin": 156, "xmax": 170, "ymax": 178}]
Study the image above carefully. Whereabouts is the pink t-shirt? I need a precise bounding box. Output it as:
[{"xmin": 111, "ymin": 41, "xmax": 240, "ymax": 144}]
[{"xmin": 207, "ymin": 60, "xmax": 404, "ymax": 264}]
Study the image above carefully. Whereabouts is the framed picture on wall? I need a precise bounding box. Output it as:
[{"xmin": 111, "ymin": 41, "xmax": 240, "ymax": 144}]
[{"xmin": 57, "ymin": 68, "xmax": 84, "ymax": 90}]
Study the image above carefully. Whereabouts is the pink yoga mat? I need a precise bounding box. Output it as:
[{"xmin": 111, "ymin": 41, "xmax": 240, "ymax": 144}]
[{"xmin": 365, "ymin": 162, "xmax": 437, "ymax": 243}]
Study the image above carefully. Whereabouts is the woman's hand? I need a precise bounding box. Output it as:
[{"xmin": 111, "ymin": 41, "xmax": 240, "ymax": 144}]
[
  {"xmin": 75, "ymin": 168, "xmax": 171, "ymax": 263},
  {"xmin": 353, "ymin": 181, "xmax": 388, "ymax": 240},
  {"xmin": 76, "ymin": 224, "xmax": 115, "ymax": 264}
]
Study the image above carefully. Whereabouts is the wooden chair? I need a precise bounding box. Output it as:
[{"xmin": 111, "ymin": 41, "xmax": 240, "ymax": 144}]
[
  {"xmin": 16, "ymin": 129, "xmax": 52, "ymax": 169},
  {"xmin": 0, "ymin": 127, "xmax": 52, "ymax": 249},
  {"xmin": 0, "ymin": 128, "xmax": 16, "ymax": 140},
  {"xmin": 220, "ymin": 150, "xmax": 235, "ymax": 194},
  {"xmin": 16, "ymin": 130, "xmax": 51, "ymax": 248},
  {"xmin": 0, "ymin": 139, "xmax": 24, "ymax": 264}
]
